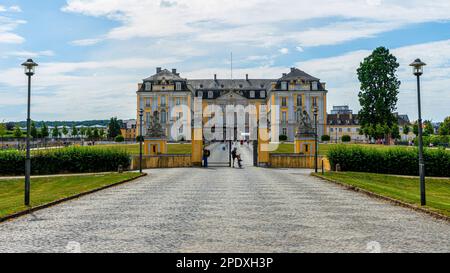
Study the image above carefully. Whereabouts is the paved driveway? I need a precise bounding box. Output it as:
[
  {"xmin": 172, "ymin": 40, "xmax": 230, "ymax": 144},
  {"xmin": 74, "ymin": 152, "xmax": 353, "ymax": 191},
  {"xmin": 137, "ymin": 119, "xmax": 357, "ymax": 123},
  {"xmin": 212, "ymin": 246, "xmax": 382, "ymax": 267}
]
[{"xmin": 0, "ymin": 145, "xmax": 449, "ymax": 253}]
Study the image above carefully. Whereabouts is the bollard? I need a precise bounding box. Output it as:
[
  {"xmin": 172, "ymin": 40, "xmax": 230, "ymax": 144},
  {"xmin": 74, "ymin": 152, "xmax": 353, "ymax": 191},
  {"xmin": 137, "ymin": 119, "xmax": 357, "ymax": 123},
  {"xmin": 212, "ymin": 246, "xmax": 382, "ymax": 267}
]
[
  {"xmin": 322, "ymin": 160, "xmax": 324, "ymax": 175},
  {"xmin": 335, "ymin": 163, "xmax": 341, "ymax": 172},
  {"xmin": 118, "ymin": 165, "xmax": 123, "ymax": 173}
]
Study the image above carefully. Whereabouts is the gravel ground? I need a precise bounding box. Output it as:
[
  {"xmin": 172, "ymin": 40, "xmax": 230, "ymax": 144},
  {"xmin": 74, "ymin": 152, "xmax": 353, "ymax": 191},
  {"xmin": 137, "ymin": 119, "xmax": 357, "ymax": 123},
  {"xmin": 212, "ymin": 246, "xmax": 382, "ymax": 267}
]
[{"xmin": 0, "ymin": 144, "xmax": 449, "ymax": 253}]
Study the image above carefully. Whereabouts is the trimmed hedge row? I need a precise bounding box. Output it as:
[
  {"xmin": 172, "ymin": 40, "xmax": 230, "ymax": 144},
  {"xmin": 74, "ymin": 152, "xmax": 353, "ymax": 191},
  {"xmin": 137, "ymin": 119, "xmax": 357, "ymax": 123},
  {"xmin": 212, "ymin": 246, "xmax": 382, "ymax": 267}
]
[
  {"xmin": 0, "ymin": 147, "xmax": 131, "ymax": 175},
  {"xmin": 327, "ymin": 145, "xmax": 450, "ymax": 177}
]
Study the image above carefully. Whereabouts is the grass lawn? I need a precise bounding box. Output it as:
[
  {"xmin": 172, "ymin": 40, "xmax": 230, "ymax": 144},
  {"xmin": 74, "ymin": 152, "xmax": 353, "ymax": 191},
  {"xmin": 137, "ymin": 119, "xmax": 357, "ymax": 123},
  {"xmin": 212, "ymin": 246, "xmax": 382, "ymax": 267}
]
[
  {"xmin": 318, "ymin": 172, "xmax": 450, "ymax": 217},
  {"xmin": 270, "ymin": 143, "xmax": 410, "ymax": 155},
  {"xmin": 0, "ymin": 172, "xmax": 142, "ymax": 219},
  {"xmin": 89, "ymin": 143, "xmax": 192, "ymax": 155}
]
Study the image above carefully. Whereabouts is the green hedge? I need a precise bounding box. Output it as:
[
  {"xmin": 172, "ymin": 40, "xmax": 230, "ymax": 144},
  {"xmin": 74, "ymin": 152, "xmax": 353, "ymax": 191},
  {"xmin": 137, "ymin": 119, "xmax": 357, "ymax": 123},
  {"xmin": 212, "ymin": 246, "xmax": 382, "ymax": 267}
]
[
  {"xmin": 327, "ymin": 145, "xmax": 450, "ymax": 177},
  {"xmin": 0, "ymin": 147, "xmax": 130, "ymax": 175}
]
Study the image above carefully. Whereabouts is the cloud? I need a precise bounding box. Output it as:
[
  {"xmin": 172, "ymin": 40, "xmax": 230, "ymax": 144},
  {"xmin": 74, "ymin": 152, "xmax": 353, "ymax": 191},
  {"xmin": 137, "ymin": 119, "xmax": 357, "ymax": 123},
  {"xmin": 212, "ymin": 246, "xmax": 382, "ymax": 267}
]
[
  {"xmin": 8, "ymin": 6, "xmax": 22, "ymax": 12},
  {"xmin": 295, "ymin": 39, "xmax": 450, "ymax": 121},
  {"xmin": 63, "ymin": 0, "xmax": 450, "ymax": 48},
  {"xmin": 0, "ymin": 15, "xmax": 26, "ymax": 44},
  {"xmin": 6, "ymin": 50, "xmax": 55, "ymax": 58},
  {"xmin": 70, "ymin": 38, "xmax": 103, "ymax": 46},
  {"xmin": 279, "ymin": 48, "xmax": 289, "ymax": 55}
]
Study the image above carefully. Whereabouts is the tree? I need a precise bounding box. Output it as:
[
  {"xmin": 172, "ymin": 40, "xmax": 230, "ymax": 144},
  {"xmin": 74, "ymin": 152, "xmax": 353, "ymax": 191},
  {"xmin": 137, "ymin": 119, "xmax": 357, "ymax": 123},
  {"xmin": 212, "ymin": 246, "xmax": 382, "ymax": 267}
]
[
  {"xmin": 391, "ymin": 124, "xmax": 401, "ymax": 140},
  {"xmin": 93, "ymin": 128, "xmax": 100, "ymax": 141},
  {"xmin": 5, "ymin": 122, "xmax": 14, "ymax": 131},
  {"xmin": 99, "ymin": 128, "xmax": 105, "ymax": 140},
  {"xmin": 30, "ymin": 121, "xmax": 38, "ymax": 139},
  {"xmin": 357, "ymin": 47, "xmax": 401, "ymax": 141},
  {"xmin": 403, "ymin": 124, "xmax": 410, "ymax": 135},
  {"xmin": 342, "ymin": 135, "xmax": 351, "ymax": 142},
  {"xmin": 80, "ymin": 127, "xmax": 86, "ymax": 138},
  {"xmin": 62, "ymin": 125, "xmax": 69, "ymax": 137},
  {"xmin": 13, "ymin": 125, "xmax": 23, "ymax": 138},
  {"xmin": 0, "ymin": 122, "xmax": 6, "ymax": 144},
  {"xmin": 86, "ymin": 127, "xmax": 93, "ymax": 140},
  {"xmin": 41, "ymin": 122, "xmax": 49, "ymax": 139},
  {"xmin": 52, "ymin": 126, "xmax": 59, "ymax": 139},
  {"xmin": 423, "ymin": 120, "xmax": 434, "ymax": 136},
  {"xmin": 321, "ymin": 135, "xmax": 331, "ymax": 142},
  {"xmin": 108, "ymin": 117, "xmax": 122, "ymax": 139},
  {"xmin": 439, "ymin": 116, "xmax": 450, "ymax": 135},
  {"xmin": 71, "ymin": 125, "xmax": 78, "ymax": 138},
  {"xmin": 115, "ymin": 135, "xmax": 125, "ymax": 142}
]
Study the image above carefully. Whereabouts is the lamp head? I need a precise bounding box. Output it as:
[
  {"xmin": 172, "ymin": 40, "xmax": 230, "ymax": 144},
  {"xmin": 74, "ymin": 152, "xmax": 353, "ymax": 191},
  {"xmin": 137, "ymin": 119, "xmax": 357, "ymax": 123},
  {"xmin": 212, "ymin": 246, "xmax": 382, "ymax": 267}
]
[
  {"xmin": 409, "ymin": 59, "xmax": 426, "ymax": 76},
  {"xmin": 21, "ymin": 59, "xmax": 38, "ymax": 76}
]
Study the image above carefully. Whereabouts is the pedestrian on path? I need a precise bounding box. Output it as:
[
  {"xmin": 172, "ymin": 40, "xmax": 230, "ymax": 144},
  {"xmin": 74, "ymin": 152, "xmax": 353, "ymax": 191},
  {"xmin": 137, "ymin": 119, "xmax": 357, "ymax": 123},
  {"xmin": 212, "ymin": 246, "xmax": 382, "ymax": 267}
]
[
  {"xmin": 203, "ymin": 148, "xmax": 210, "ymax": 168},
  {"xmin": 231, "ymin": 147, "xmax": 237, "ymax": 168}
]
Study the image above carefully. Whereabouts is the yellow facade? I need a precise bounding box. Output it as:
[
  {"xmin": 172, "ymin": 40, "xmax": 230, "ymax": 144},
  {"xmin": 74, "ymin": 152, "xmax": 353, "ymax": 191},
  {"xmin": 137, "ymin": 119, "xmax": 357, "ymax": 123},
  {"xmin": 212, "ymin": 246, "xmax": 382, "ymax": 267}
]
[
  {"xmin": 294, "ymin": 139, "xmax": 316, "ymax": 156},
  {"xmin": 144, "ymin": 139, "xmax": 167, "ymax": 155}
]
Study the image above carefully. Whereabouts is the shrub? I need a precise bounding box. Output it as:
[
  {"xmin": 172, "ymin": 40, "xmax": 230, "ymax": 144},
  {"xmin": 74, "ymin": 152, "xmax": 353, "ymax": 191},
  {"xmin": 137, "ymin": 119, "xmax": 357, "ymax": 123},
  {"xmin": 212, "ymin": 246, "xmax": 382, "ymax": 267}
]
[
  {"xmin": 321, "ymin": 135, "xmax": 331, "ymax": 142},
  {"xmin": 115, "ymin": 135, "xmax": 125, "ymax": 142},
  {"xmin": 0, "ymin": 147, "xmax": 131, "ymax": 175},
  {"xmin": 341, "ymin": 135, "xmax": 351, "ymax": 142},
  {"xmin": 327, "ymin": 145, "xmax": 450, "ymax": 177},
  {"xmin": 279, "ymin": 135, "xmax": 288, "ymax": 141}
]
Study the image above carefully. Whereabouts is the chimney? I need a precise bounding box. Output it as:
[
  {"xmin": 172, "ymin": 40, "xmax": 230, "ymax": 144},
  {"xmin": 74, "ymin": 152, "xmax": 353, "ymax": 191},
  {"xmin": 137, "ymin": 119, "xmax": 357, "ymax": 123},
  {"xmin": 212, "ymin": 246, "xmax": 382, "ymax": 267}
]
[
  {"xmin": 282, "ymin": 73, "xmax": 287, "ymax": 77},
  {"xmin": 246, "ymin": 74, "xmax": 249, "ymax": 81},
  {"xmin": 291, "ymin": 67, "xmax": 295, "ymax": 72},
  {"xmin": 156, "ymin": 67, "xmax": 162, "ymax": 73},
  {"xmin": 214, "ymin": 74, "xmax": 217, "ymax": 81},
  {"xmin": 172, "ymin": 68, "xmax": 177, "ymax": 74}
]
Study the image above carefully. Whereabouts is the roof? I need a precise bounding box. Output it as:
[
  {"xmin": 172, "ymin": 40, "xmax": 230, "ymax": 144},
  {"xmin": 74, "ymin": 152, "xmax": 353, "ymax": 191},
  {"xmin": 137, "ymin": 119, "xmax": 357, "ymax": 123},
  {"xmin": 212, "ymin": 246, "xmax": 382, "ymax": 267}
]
[
  {"xmin": 327, "ymin": 114, "xmax": 360, "ymax": 126},
  {"xmin": 187, "ymin": 79, "xmax": 273, "ymax": 90},
  {"xmin": 280, "ymin": 68, "xmax": 319, "ymax": 81},
  {"xmin": 144, "ymin": 69, "xmax": 185, "ymax": 82}
]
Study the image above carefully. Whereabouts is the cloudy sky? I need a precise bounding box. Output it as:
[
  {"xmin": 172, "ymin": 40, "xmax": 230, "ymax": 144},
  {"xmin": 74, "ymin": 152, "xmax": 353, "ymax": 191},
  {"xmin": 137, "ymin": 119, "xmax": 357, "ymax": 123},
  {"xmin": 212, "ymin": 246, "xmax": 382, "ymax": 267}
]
[{"xmin": 0, "ymin": 0, "xmax": 449, "ymax": 122}]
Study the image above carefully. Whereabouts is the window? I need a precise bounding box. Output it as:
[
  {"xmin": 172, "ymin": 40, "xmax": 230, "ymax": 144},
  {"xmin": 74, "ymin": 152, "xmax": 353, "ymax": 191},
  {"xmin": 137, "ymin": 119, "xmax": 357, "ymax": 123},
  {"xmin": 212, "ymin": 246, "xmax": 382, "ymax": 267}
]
[
  {"xmin": 281, "ymin": 82, "xmax": 287, "ymax": 90},
  {"xmin": 198, "ymin": 91, "xmax": 203, "ymax": 97},
  {"xmin": 146, "ymin": 112, "xmax": 151, "ymax": 125},
  {"xmin": 312, "ymin": 81, "xmax": 318, "ymax": 91},
  {"xmin": 312, "ymin": 97, "xmax": 317, "ymax": 107},
  {"xmin": 208, "ymin": 91, "xmax": 214, "ymax": 99},
  {"xmin": 282, "ymin": 128, "xmax": 287, "ymax": 136},
  {"xmin": 176, "ymin": 97, "xmax": 180, "ymax": 105},
  {"xmin": 250, "ymin": 91, "xmax": 255, "ymax": 98},
  {"xmin": 281, "ymin": 97, "xmax": 287, "ymax": 107},
  {"xmin": 145, "ymin": 98, "xmax": 151, "ymax": 107},
  {"xmin": 161, "ymin": 96, "xmax": 166, "ymax": 106},
  {"xmin": 282, "ymin": 112, "xmax": 287, "ymax": 123},
  {"xmin": 145, "ymin": 82, "xmax": 152, "ymax": 91},
  {"xmin": 305, "ymin": 144, "xmax": 309, "ymax": 152},
  {"xmin": 179, "ymin": 125, "xmax": 183, "ymax": 134},
  {"xmin": 175, "ymin": 82, "xmax": 181, "ymax": 91},
  {"xmin": 260, "ymin": 91, "xmax": 265, "ymax": 98},
  {"xmin": 339, "ymin": 128, "xmax": 342, "ymax": 132},
  {"xmin": 330, "ymin": 128, "xmax": 334, "ymax": 132},
  {"xmin": 161, "ymin": 110, "xmax": 167, "ymax": 124},
  {"xmin": 348, "ymin": 128, "xmax": 351, "ymax": 132},
  {"xmin": 297, "ymin": 95, "xmax": 302, "ymax": 107}
]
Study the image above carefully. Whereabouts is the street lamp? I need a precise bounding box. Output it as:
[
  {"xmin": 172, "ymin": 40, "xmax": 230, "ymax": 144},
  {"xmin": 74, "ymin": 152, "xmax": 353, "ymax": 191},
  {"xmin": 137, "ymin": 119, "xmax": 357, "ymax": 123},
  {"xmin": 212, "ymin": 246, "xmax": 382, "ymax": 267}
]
[
  {"xmin": 409, "ymin": 58, "xmax": 427, "ymax": 206},
  {"xmin": 139, "ymin": 109, "xmax": 144, "ymax": 174},
  {"xmin": 21, "ymin": 59, "xmax": 38, "ymax": 206},
  {"xmin": 313, "ymin": 106, "xmax": 319, "ymax": 173}
]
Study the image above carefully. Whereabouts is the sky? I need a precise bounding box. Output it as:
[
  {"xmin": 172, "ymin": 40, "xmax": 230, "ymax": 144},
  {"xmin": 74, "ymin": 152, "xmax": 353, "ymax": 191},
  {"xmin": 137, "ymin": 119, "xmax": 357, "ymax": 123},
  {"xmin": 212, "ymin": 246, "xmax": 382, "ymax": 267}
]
[{"xmin": 0, "ymin": 0, "xmax": 449, "ymax": 122}]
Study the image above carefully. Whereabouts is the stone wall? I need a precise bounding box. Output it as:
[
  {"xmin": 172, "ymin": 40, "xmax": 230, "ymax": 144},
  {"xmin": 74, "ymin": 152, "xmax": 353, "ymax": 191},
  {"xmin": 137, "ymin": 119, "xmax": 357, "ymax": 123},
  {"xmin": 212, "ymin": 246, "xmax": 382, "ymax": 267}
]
[
  {"xmin": 269, "ymin": 154, "xmax": 331, "ymax": 170},
  {"xmin": 131, "ymin": 154, "xmax": 192, "ymax": 169}
]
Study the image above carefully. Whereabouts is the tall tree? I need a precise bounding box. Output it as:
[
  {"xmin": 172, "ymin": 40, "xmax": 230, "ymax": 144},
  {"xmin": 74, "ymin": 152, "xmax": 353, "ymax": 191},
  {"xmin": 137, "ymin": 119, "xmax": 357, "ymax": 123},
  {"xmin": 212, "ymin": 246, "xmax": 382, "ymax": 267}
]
[
  {"xmin": 0, "ymin": 122, "xmax": 6, "ymax": 144},
  {"xmin": 99, "ymin": 128, "xmax": 105, "ymax": 140},
  {"xmin": 62, "ymin": 125, "xmax": 69, "ymax": 137},
  {"xmin": 71, "ymin": 125, "xmax": 78, "ymax": 138},
  {"xmin": 30, "ymin": 121, "xmax": 38, "ymax": 139},
  {"xmin": 52, "ymin": 125, "xmax": 59, "ymax": 139},
  {"xmin": 108, "ymin": 117, "xmax": 122, "ymax": 139},
  {"xmin": 423, "ymin": 120, "xmax": 434, "ymax": 136},
  {"xmin": 357, "ymin": 47, "xmax": 401, "ymax": 141},
  {"xmin": 93, "ymin": 128, "xmax": 100, "ymax": 142},
  {"xmin": 403, "ymin": 124, "xmax": 410, "ymax": 135},
  {"xmin": 13, "ymin": 125, "xmax": 23, "ymax": 138},
  {"xmin": 41, "ymin": 122, "xmax": 49, "ymax": 139},
  {"xmin": 413, "ymin": 122, "xmax": 419, "ymax": 136},
  {"xmin": 439, "ymin": 116, "xmax": 450, "ymax": 135},
  {"xmin": 86, "ymin": 127, "xmax": 93, "ymax": 140}
]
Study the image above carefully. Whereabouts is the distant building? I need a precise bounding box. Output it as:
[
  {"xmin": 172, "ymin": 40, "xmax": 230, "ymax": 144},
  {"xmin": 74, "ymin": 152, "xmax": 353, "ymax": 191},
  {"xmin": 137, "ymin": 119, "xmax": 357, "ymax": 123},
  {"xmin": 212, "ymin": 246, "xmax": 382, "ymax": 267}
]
[
  {"xmin": 396, "ymin": 113, "xmax": 415, "ymax": 141},
  {"xmin": 121, "ymin": 119, "xmax": 137, "ymax": 140},
  {"xmin": 326, "ymin": 106, "xmax": 367, "ymax": 143}
]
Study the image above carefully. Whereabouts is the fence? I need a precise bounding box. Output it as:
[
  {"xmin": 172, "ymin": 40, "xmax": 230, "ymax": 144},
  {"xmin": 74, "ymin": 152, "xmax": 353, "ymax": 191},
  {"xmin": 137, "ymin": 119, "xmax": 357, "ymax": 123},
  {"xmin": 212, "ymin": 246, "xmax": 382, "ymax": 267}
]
[{"xmin": 269, "ymin": 154, "xmax": 331, "ymax": 170}]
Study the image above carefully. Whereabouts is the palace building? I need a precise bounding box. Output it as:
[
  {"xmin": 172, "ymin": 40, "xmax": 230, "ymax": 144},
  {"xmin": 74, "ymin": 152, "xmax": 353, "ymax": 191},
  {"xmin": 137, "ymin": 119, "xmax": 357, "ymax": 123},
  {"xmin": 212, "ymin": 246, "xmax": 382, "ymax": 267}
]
[{"xmin": 136, "ymin": 67, "xmax": 328, "ymax": 142}]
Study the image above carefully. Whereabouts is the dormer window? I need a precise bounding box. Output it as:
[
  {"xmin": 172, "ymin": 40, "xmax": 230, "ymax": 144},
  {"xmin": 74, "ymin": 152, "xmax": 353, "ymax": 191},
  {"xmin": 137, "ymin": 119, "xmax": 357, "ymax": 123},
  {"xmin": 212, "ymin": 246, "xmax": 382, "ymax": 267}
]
[
  {"xmin": 239, "ymin": 84, "xmax": 243, "ymax": 88},
  {"xmin": 250, "ymin": 91, "xmax": 255, "ymax": 98},
  {"xmin": 145, "ymin": 82, "xmax": 152, "ymax": 91},
  {"xmin": 198, "ymin": 91, "xmax": 203, "ymax": 97},
  {"xmin": 281, "ymin": 82, "xmax": 287, "ymax": 90},
  {"xmin": 208, "ymin": 91, "xmax": 214, "ymax": 99},
  {"xmin": 200, "ymin": 84, "xmax": 203, "ymax": 89},
  {"xmin": 260, "ymin": 91, "xmax": 265, "ymax": 98},
  {"xmin": 175, "ymin": 82, "xmax": 182, "ymax": 91},
  {"xmin": 312, "ymin": 81, "xmax": 318, "ymax": 91}
]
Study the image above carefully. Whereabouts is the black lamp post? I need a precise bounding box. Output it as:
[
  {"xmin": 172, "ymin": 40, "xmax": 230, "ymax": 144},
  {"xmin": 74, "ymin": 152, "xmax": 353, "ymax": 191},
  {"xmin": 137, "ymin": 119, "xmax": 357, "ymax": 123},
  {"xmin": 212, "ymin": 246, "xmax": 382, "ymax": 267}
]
[
  {"xmin": 21, "ymin": 59, "xmax": 38, "ymax": 206},
  {"xmin": 139, "ymin": 109, "xmax": 144, "ymax": 174},
  {"xmin": 313, "ymin": 106, "xmax": 318, "ymax": 173},
  {"xmin": 410, "ymin": 58, "xmax": 427, "ymax": 206}
]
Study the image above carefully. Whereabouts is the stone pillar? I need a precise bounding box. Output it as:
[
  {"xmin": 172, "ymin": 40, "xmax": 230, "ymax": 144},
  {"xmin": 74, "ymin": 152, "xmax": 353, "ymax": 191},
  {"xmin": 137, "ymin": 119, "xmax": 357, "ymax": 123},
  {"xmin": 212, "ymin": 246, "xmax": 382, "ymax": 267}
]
[
  {"xmin": 191, "ymin": 127, "xmax": 203, "ymax": 167},
  {"xmin": 294, "ymin": 137, "xmax": 315, "ymax": 156},
  {"xmin": 258, "ymin": 127, "xmax": 270, "ymax": 166}
]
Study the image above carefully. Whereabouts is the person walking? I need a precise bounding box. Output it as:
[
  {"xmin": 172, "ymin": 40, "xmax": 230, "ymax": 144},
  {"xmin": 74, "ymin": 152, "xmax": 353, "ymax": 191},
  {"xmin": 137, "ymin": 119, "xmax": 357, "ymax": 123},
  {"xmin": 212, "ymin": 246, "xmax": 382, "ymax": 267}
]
[
  {"xmin": 203, "ymin": 148, "xmax": 210, "ymax": 168},
  {"xmin": 231, "ymin": 147, "xmax": 237, "ymax": 168}
]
